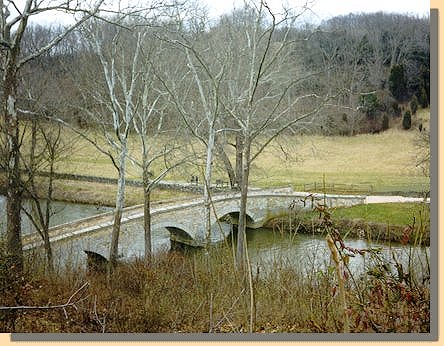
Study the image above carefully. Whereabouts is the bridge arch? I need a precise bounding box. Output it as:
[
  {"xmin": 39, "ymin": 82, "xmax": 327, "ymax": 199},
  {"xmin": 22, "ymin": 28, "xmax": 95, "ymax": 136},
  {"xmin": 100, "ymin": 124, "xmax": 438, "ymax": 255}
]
[
  {"xmin": 214, "ymin": 202, "xmax": 260, "ymax": 221},
  {"xmin": 153, "ymin": 222, "xmax": 197, "ymax": 247},
  {"xmin": 217, "ymin": 211, "xmax": 255, "ymax": 228}
]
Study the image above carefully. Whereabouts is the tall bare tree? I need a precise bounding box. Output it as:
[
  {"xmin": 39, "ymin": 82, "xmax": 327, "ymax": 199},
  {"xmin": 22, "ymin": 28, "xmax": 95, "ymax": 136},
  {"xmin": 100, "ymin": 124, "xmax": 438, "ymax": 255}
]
[
  {"xmin": 78, "ymin": 17, "xmax": 183, "ymax": 265},
  {"xmin": 78, "ymin": 19, "xmax": 142, "ymax": 273},
  {"xmin": 154, "ymin": 7, "xmax": 227, "ymax": 243},
  {"xmin": 21, "ymin": 121, "xmax": 70, "ymax": 274},
  {"xmin": 131, "ymin": 32, "xmax": 183, "ymax": 260},
  {"xmin": 0, "ymin": 0, "xmax": 105, "ymax": 278},
  {"xmin": 214, "ymin": 1, "xmax": 324, "ymax": 267}
]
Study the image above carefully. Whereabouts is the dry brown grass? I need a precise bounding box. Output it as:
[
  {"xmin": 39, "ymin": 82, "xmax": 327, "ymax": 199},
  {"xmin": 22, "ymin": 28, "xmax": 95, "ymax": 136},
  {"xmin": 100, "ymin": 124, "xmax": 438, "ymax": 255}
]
[
  {"xmin": 60, "ymin": 126, "xmax": 427, "ymax": 192},
  {"xmin": 16, "ymin": 108, "xmax": 430, "ymax": 201},
  {"xmin": 250, "ymin": 128, "xmax": 428, "ymax": 192},
  {"xmin": 0, "ymin": 245, "xmax": 430, "ymax": 333}
]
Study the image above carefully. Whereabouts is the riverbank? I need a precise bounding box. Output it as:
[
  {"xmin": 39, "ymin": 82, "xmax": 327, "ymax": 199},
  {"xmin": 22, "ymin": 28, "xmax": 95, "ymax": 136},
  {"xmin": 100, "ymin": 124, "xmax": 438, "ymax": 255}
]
[
  {"xmin": 264, "ymin": 202, "xmax": 430, "ymax": 246},
  {"xmin": 1, "ymin": 199, "xmax": 430, "ymax": 333},
  {"xmin": 0, "ymin": 174, "xmax": 197, "ymax": 207}
]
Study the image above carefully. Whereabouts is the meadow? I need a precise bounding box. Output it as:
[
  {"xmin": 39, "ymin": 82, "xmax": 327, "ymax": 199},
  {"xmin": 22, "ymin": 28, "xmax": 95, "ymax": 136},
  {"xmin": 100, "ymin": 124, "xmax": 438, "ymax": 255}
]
[{"xmin": 44, "ymin": 108, "xmax": 430, "ymax": 205}]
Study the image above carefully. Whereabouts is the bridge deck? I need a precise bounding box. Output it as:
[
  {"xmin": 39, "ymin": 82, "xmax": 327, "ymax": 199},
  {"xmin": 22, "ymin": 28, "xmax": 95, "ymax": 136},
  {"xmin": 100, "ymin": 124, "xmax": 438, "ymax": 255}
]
[{"xmin": 22, "ymin": 189, "xmax": 369, "ymax": 251}]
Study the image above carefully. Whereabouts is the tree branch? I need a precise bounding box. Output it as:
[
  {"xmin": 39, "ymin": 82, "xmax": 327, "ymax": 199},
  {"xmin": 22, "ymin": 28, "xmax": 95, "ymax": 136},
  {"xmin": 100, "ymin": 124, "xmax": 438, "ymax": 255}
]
[{"xmin": 0, "ymin": 282, "xmax": 89, "ymax": 317}]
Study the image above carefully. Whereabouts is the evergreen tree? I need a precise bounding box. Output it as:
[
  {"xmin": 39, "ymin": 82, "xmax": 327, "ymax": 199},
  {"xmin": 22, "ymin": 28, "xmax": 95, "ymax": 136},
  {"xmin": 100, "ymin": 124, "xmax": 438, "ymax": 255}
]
[
  {"xmin": 389, "ymin": 64, "xmax": 408, "ymax": 102},
  {"xmin": 402, "ymin": 110, "xmax": 412, "ymax": 130}
]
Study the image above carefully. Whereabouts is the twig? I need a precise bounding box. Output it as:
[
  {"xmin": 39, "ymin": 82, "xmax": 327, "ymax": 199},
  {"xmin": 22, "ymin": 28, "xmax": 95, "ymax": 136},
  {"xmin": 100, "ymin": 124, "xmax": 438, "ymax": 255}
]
[
  {"xmin": 0, "ymin": 282, "xmax": 89, "ymax": 318},
  {"xmin": 92, "ymin": 295, "xmax": 106, "ymax": 333},
  {"xmin": 212, "ymin": 289, "xmax": 245, "ymax": 331},
  {"xmin": 326, "ymin": 234, "xmax": 349, "ymax": 333}
]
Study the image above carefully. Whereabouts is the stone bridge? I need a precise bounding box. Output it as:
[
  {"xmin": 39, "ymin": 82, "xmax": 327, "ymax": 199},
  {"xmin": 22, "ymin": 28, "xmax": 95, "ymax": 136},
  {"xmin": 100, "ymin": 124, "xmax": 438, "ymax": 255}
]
[{"xmin": 22, "ymin": 188, "xmax": 365, "ymax": 263}]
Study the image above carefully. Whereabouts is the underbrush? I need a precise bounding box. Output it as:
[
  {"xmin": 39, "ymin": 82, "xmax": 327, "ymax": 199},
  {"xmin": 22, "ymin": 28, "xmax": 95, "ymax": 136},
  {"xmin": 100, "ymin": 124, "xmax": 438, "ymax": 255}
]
[{"xmin": 0, "ymin": 237, "xmax": 430, "ymax": 333}]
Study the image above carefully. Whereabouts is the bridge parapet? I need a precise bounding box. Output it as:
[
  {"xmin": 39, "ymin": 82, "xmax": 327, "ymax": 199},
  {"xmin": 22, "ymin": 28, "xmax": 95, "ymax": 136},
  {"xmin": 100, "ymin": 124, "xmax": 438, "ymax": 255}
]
[{"xmin": 23, "ymin": 189, "xmax": 366, "ymax": 262}]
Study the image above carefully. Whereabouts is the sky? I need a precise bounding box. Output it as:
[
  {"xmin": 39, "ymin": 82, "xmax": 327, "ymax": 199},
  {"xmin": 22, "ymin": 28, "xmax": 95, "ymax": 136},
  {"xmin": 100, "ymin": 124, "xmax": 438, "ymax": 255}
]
[
  {"xmin": 16, "ymin": 0, "xmax": 430, "ymax": 26},
  {"xmin": 202, "ymin": 0, "xmax": 430, "ymax": 22}
]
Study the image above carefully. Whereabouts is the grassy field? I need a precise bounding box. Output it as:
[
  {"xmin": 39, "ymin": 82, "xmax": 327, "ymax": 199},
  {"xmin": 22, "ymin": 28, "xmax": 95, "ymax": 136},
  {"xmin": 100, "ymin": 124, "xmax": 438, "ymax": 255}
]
[
  {"xmin": 249, "ymin": 108, "xmax": 430, "ymax": 193},
  {"xmin": 290, "ymin": 202, "xmax": 429, "ymax": 227},
  {"xmin": 329, "ymin": 202, "xmax": 429, "ymax": 226},
  {"xmin": 14, "ymin": 108, "xmax": 430, "ymax": 204}
]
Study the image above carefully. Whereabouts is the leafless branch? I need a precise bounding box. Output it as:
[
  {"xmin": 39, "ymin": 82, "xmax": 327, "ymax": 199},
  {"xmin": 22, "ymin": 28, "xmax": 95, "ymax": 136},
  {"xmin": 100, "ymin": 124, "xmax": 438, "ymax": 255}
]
[{"xmin": 0, "ymin": 282, "xmax": 90, "ymax": 316}]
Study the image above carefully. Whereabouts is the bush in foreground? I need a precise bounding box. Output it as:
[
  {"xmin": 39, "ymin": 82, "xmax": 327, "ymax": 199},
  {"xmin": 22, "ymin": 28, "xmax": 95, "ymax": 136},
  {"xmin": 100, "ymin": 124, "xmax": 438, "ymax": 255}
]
[{"xmin": 0, "ymin": 236, "xmax": 430, "ymax": 333}]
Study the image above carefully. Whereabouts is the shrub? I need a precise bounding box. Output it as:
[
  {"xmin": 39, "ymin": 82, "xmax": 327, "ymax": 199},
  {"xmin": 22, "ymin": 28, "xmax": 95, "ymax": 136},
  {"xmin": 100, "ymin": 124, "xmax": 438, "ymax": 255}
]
[
  {"xmin": 418, "ymin": 86, "xmax": 429, "ymax": 108},
  {"xmin": 389, "ymin": 64, "xmax": 408, "ymax": 102},
  {"xmin": 402, "ymin": 110, "xmax": 412, "ymax": 130},
  {"xmin": 391, "ymin": 102, "xmax": 401, "ymax": 117},
  {"xmin": 359, "ymin": 93, "xmax": 379, "ymax": 119}
]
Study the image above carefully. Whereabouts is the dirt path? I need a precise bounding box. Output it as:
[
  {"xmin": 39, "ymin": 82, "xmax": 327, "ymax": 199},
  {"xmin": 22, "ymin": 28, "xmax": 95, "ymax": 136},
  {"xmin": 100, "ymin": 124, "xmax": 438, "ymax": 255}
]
[{"xmin": 366, "ymin": 195, "xmax": 429, "ymax": 204}]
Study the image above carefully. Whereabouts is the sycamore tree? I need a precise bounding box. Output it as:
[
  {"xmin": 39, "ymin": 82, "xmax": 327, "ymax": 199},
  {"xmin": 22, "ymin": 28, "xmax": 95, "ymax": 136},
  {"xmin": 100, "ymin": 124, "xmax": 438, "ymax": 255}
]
[
  {"xmin": 0, "ymin": 0, "xmax": 106, "ymax": 279},
  {"xmin": 214, "ymin": 1, "xmax": 325, "ymax": 267},
  {"xmin": 153, "ymin": 4, "xmax": 228, "ymax": 243},
  {"xmin": 157, "ymin": 1, "xmax": 324, "ymax": 265},
  {"xmin": 77, "ymin": 15, "xmax": 183, "ymax": 267}
]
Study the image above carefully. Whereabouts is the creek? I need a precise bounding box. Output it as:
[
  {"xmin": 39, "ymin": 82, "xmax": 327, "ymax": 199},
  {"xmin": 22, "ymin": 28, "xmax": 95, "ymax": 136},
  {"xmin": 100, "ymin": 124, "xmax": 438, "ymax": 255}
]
[
  {"xmin": 0, "ymin": 197, "xmax": 429, "ymax": 279},
  {"xmin": 0, "ymin": 195, "xmax": 112, "ymax": 236}
]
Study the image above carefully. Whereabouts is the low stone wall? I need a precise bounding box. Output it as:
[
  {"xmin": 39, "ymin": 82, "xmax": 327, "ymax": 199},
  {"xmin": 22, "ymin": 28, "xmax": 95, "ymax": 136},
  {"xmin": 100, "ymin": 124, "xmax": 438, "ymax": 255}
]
[{"xmin": 0, "ymin": 168, "xmax": 235, "ymax": 195}]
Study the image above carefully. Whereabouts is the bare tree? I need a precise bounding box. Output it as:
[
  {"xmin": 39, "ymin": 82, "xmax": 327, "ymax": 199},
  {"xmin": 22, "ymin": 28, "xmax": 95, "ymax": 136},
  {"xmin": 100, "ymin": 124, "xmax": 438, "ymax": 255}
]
[
  {"xmin": 78, "ymin": 16, "xmax": 184, "ymax": 265},
  {"xmin": 214, "ymin": 2, "xmax": 324, "ymax": 267},
  {"xmin": 156, "ymin": 1, "xmax": 324, "ymax": 264},
  {"xmin": 154, "ymin": 7, "xmax": 228, "ymax": 243},
  {"xmin": 78, "ymin": 19, "xmax": 141, "ymax": 274},
  {"xmin": 21, "ymin": 121, "xmax": 69, "ymax": 274},
  {"xmin": 0, "ymin": 0, "xmax": 107, "ymax": 279},
  {"xmin": 131, "ymin": 32, "xmax": 183, "ymax": 260}
]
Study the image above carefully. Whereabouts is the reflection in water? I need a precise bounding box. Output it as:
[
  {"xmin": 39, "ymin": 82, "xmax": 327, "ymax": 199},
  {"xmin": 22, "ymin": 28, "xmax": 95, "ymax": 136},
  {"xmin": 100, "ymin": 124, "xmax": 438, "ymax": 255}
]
[
  {"xmin": 0, "ymin": 195, "xmax": 112, "ymax": 236},
  {"xmin": 245, "ymin": 228, "xmax": 430, "ymax": 280},
  {"xmin": 2, "ymin": 195, "xmax": 428, "ymax": 279}
]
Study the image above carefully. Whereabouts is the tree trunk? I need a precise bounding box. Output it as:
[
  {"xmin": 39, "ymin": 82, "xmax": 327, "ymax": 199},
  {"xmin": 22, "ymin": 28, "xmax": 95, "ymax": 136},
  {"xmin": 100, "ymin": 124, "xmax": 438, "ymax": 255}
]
[
  {"xmin": 2, "ymin": 3, "xmax": 31, "ymax": 279},
  {"xmin": 44, "ymin": 154, "xmax": 56, "ymax": 274},
  {"xmin": 235, "ymin": 133, "xmax": 243, "ymax": 190},
  {"xmin": 43, "ymin": 232, "xmax": 54, "ymax": 275},
  {"xmin": 143, "ymin": 168, "xmax": 152, "ymax": 261},
  {"xmin": 203, "ymin": 122, "xmax": 216, "ymax": 244},
  {"xmin": 108, "ymin": 141, "xmax": 127, "ymax": 272},
  {"xmin": 215, "ymin": 139, "xmax": 236, "ymax": 188},
  {"xmin": 4, "ymin": 78, "xmax": 23, "ymax": 277},
  {"xmin": 236, "ymin": 136, "xmax": 250, "ymax": 269}
]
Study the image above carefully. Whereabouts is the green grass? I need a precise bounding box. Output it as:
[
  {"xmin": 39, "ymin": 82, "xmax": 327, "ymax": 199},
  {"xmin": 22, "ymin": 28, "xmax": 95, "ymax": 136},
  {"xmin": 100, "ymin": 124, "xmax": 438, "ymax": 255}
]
[
  {"xmin": 295, "ymin": 202, "xmax": 429, "ymax": 227},
  {"xmin": 330, "ymin": 202, "xmax": 429, "ymax": 226}
]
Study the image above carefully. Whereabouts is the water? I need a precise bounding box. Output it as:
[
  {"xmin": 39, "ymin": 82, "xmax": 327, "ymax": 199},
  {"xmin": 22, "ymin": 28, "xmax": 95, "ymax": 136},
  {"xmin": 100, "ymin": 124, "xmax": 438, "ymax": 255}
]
[
  {"xmin": 43, "ymin": 220, "xmax": 429, "ymax": 283},
  {"xmin": 0, "ymin": 195, "xmax": 112, "ymax": 236},
  {"xmin": 244, "ymin": 228, "xmax": 430, "ymax": 280},
  {"xmin": 0, "ymin": 196, "xmax": 429, "ymax": 279}
]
